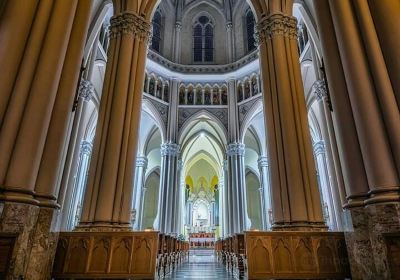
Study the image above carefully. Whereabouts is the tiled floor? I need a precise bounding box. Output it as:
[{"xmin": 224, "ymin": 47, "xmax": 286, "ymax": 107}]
[{"xmin": 165, "ymin": 249, "xmax": 234, "ymax": 279}]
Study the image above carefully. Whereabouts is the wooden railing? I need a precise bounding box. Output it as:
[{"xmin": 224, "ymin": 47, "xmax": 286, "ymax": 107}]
[
  {"xmin": 156, "ymin": 234, "xmax": 189, "ymax": 278},
  {"xmin": 216, "ymin": 231, "xmax": 351, "ymax": 279},
  {"xmin": 0, "ymin": 233, "xmax": 17, "ymax": 278},
  {"xmin": 52, "ymin": 231, "xmax": 159, "ymax": 279}
]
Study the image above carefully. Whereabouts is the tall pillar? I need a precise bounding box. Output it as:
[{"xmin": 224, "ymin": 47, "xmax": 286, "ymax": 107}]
[
  {"xmin": 59, "ymin": 79, "xmax": 94, "ymax": 231},
  {"xmin": 132, "ymin": 156, "xmax": 148, "ymax": 230},
  {"xmin": 222, "ymin": 160, "xmax": 231, "ymax": 236},
  {"xmin": 79, "ymin": 9, "xmax": 152, "ymax": 229},
  {"xmin": 226, "ymin": 143, "xmax": 248, "ymax": 233},
  {"xmin": 0, "ymin": 0, "xmax": 93, "ymax": 278},
  {"xmin": 256, "ymin": 10, "xmax": 326, "ymax": 230},
  {"xmin": 313, "ymin": 141, "xmax": 336, "ymax": 229},
  {"xmin": 313, "ymin": 1, "xmax": 400, "ymax": 278},
  {"xmin": 157, "ymin": 143, "xmax": 180, "ymax": 233},
  {"xmin": 173, "ymin": 22, "xmax": 182, "ymax": 63},
  {"xmin": 67, "ymin": 140, "xmax": 93, "ymax": 230},
  {"xmin": 328, "ymin": 0, "xmax": 400, "ymax": 204},
  {"xmin": 155, "ymin": 77, "xmax": 181, "ymax": 234},
  {"xmin": 226, "ymin": 22, "xmax": 234, "ymax": 63},
  {"xmin": 258, "ymin": 156, "xmax": 271, "ymax": 230},
  {"xmin": 313, "ymin": 79, "xmax": 345, "ymax": 229}
]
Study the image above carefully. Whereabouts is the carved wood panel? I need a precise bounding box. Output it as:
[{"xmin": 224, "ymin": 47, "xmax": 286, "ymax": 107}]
[
  {"xmin": 52, "ymin": 231, "xmax": 159, "ymax": 279},
  {"xmin": 244, "ymin": 232, "xmax": 350, "ymax": 279}
]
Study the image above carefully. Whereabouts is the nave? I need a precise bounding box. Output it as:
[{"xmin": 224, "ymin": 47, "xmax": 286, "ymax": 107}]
[{"xmin": 165, "ymin": 249, "xmax": 233, "ymax": 280}]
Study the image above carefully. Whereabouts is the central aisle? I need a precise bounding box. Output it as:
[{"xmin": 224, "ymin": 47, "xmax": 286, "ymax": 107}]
[{"xmin": 165, "ymin": 249, "xmax": 234, "ymax": 279}]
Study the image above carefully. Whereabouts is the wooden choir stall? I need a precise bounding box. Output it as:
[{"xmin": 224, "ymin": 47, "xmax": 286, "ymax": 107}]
[
  {"xmin": 216, "ymin": 231, "xmax": 351, "ymax": 279},
  {"xmin": 51, "ymin": 231, "xmax": 189, "ymax": 279}
]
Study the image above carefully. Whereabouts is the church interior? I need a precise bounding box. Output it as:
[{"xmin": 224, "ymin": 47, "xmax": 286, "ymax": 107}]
[{"xmin": 0, "ymin": 0, "xmax": 399, "ymax": 279}]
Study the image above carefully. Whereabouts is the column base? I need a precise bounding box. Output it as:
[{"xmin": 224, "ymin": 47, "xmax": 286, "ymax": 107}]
[
  {"xmin": 344, "ymin": 202, "xmax": 400, "ymax": 280},
  {"xmin": 271, "ymin": 221, "xmax": 328, "ymax": 231},
  {"xmin": 0, "ymin": 201, "xmax": 59, "ymax": 280}
]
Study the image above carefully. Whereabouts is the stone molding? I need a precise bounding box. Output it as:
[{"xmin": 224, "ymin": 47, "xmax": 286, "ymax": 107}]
[
  {"xmin": 136, "ymin": 156, "xmax": 148, "ymax": 168},
  {"xmin": 227, "ymin": 143, "xmax": 245, "ymax": 156},
  {"xmin": 109, "ymin": 12, "xmax": 151, "ymax": 42},
  {"xmin": 256, "ymin": 13, "xmax": 297, "ymax": 43},
  {"xmin": 80, "ymin": 140, "xmax": 93, "ymax": 155},
  {"xmin": 147, "ymin": 49, "xmax": 258, "ymax": 74},
  {"xmin": 161, "ymin": 142, "xmax": 180, "ymax": 157},
  {"xmin": 313, "ymin": 79, "xmax": 328, "ymax": 101},
  {"xmin": 78, "ymin": 79, "xmax": 94, "ymax": 102},
  {"xmin": 258, "ymin": 156, "xmax": 269, "ymax": 168}
]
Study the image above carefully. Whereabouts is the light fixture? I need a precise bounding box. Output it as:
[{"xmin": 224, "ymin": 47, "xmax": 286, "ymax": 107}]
[{"xmin": 200, "ymin": 132, "xmax": 205, "ymax": 138}]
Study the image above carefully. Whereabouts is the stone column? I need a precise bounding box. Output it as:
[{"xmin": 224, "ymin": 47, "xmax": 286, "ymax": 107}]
[
  {"xmin": 67, "ymin": 140, "xmax": 93, "ymax": 230},
  {"xmin": 258, "ymin": 156, "xmax": 271, "ymax": 230},
  {"xmin": 173, "ymin": 22, "xmax": 182, "ymax": 63},
  {"xmin": 226, "ymin": 22, "xmax": 234, "ymax": 63},
  {"xmin": 313, "ymin": 80, "xmax": 345, "ymax": 229},
  {"xmin": 0, "ymin": 0, "xmax": 93, "ymax": 278},
  {"xmin": 226, "ymin": 143, "xmax": 248, "ymax": 233},
  {"xmin": 256, "ymin": 12, "xmax": 326, "ymax": 230},
  {"xmin": 314, "ymin": 2, "xmax": 400, "ymax": 278},
  {"xmin": 218, "ymin": 174, "xmax": 225, "ymax": 237},
  {"xmin": 59, "ymin": 80, "xmax": 94, "ymax": 231},
  {"xmin": 79, "ymin": 10, "xmax": 152, "ymax": 230},
  {"xmin": 132, "ymin": 156, "xmax": 148, "ymax": 230},
  {"xmin": 313, "ymin": 141, "xmax": 335, "ymax": 229},
  {"xmin": 157, "ymin": 143, "xmax": 180, "ymax": 233},
  {"xmin": 329, "ymin": 0, "xmax": 400, "ymax": 204},
  {"xmin": 367, "ymin": 0, "xmax": 400, "ymax": 110},
  {"xmin": 222, "ymin": 160, "xmax": 231, "ymax": 236}
]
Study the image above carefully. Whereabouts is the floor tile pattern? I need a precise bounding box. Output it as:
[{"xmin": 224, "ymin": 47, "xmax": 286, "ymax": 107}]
[{"xmin": 165, "ymin": 249, "xmax": 234, "ymax": 279}]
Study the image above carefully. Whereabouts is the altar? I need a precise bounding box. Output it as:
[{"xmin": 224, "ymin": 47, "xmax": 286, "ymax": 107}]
[{"xmin": 189, "ymin": 232, "xmax": 215, "ymax": 248}]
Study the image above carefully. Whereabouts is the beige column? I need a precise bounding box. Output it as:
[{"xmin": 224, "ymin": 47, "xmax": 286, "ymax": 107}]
[
  {"xmin": 354, "ymin": 0, "xmax": 400, "ymax": 177},
  {"xmin": 79, "ymin": 10, "xmax": 151, "ymax": 229},
  {"xmin": 0, "ymin": 0, "xmax": 40, "ymax": 123},
  {"xmin": 367, "ymin": 0, "xmax": 400, "ymax": 105},
  {"xmin": 35, "ymin": 0, "xmax": 94, "ymax": 207},
  {"xmin": 0, "ymin": 1, "xmax": 92, "ymax": 279},
  {"xmin": 313, "ymin": 0, "xmax": 369, "ymax": 206},
  {"xmin": 329, "ymin": 0, "xmax": 400, "ymax": 203},
  {"xmin": 256, "ymin": 11, "xmax": 325, "ymax": 230},
  {"xmin": 0, "ymin": 0, "xmax": 92, "ymax": 204}
]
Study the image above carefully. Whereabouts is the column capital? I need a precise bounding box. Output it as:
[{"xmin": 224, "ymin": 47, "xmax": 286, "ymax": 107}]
[
  {"xmin": 255, "ymin": 13, "xmax": 297, "ymax": 44},
  {"xmin": 227, "ymin": 143, "xmax": 245, "ymax": 156},
  {"xmin": 136, "ymin": 156, "xmax": 148, "ymax": 168},
  {"xmin": 175, "ymin": 21, "xmax": 182, "ymax": 30},
  {"xmin": 313, "ymin": 79, "xmax": 328, "ymax": 101},
  {"xmin": 78, "ymin": 79, "xmax": 94, "ymax": 102},
  {"xmin": 258, "ymin": 156, "xmax": 269, "ymax": 168},
  {"xmin": 226, "ymin": 22, "xmax": 233, "ymax": 31},
  {"xmin": 313, "ymin": 140, "xmax": 325, "ymax": 156},
  {"xmin": 161, "ymin": 142, "xmax": 180, "ymax": 157},
  {"xmin": 109, "ymin": 12, "xmax": 151, "ymax": 42},
  {"xmin": 80, "ymin": 140, "xmax": 93, "ymax": 155}
]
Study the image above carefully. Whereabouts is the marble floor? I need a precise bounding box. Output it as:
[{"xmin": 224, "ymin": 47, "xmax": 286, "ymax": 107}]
[{"xmin": 165, "ymin": 249, "xmax": 234, "ymax": 279}]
